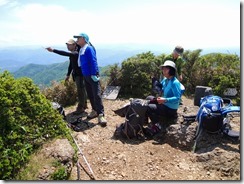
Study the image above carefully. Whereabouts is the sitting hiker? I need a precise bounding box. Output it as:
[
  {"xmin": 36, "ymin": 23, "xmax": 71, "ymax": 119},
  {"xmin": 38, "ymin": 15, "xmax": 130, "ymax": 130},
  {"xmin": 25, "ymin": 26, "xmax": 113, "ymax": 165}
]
[{"xmin": 146, "ymin": 60, "xmax": 182, "ymax": 127}]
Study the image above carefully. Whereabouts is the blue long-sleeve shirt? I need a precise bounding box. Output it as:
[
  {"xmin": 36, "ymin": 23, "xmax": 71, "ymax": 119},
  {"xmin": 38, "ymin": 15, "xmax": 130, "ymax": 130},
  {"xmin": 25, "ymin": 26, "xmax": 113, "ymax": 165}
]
[
  {"xmin": 79, "ymin": 45, "xmax": 99, "ymax": 76},
  {"xmin": 161, "ymin": 77, "xmax": 181, "ymax": 109}
]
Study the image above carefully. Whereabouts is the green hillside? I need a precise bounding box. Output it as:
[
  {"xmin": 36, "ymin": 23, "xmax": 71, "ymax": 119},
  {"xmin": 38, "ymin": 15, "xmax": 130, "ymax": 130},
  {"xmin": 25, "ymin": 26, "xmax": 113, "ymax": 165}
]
[
  {"xmin": 12, "ymin": 61, "xmax": 106, "ymax": 87},
  {"xmin": 13, "ymin": 61, "xmax": 69, "ymax": 86}
]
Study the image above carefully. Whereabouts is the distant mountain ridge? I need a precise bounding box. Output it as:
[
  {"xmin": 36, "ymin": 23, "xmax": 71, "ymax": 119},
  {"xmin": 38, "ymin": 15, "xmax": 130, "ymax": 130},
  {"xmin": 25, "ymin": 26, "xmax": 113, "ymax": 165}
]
[
  {"xmin": 5, "ymin": 45, "xmax": 150, "ymax": 86},
  {"xmin": 0, "ymin": 44, "xmax": 239, "ymax": 72},
  {"xmin": 12, "ymin": 61, "xmax": 107, "ymax": 87},
  {"xmin": 0, "ymin": 47, "xmax": 67, "ymax": 72},
  {"xmin": 0, "ymin": 45, "xmax": 150, "ymax": 72},
  {"xmin": 2, "ymin": 44, "xmax": 240, "ymax": 87},
  {"xmin": 13, "ymin": 62, "xmax": 69, "ymax": 86}
]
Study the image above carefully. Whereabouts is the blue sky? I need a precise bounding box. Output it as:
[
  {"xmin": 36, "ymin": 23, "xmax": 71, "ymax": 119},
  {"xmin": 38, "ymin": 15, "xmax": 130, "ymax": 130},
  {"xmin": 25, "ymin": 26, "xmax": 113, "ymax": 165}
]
[{"xmin": 0, "ymin": 0, "xmax": 240, "ymax": 50}]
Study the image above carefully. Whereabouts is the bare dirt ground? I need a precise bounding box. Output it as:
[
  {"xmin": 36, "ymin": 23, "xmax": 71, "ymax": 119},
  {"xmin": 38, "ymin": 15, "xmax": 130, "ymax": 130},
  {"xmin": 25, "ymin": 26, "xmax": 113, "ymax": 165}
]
[{"xmin": 64, "ymin": 96, "xmax": 240, "ymax": 181}]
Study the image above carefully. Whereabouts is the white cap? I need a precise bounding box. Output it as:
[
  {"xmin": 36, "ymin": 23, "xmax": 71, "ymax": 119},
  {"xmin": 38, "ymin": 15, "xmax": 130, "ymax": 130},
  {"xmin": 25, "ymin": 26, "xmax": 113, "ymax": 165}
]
[
  {"xmin": 160, "ymin": 60, "xmax": 176, "ymax": 70},
  {"xmin": 66, "ymin": 39, "xmax": 76, "ymax": 45}
]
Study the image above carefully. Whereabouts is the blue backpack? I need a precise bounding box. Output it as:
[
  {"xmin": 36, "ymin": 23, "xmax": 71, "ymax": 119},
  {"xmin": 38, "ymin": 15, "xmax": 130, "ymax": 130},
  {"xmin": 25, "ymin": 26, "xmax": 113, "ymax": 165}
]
[
  {"xmin": 196, "ymin": 96, "xmax": 226, "ymax": 133},
  {"xmin": 192, "ymin": 95, "xmax": 240, "ymax": 152}
]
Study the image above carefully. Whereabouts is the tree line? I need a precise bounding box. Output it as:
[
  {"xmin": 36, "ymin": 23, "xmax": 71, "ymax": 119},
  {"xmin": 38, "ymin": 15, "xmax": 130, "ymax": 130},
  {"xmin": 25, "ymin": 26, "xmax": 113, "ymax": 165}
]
[{"xmin": 105, "ymin": 49, "xmax": 240, "ymax": 104}]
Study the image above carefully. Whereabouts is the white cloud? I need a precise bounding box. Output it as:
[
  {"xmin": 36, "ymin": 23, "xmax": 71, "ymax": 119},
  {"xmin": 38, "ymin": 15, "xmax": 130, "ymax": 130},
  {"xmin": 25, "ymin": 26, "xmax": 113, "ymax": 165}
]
[
  {"xmin": 0, "ymin": 0, "xmax": 18, "ymax": 8},
  {"xmin": 0, "ymin": 0, "xmax": 9, "ymax": 6},
  {"xmin": 91, "ymin": 2, "xmax": 239, "ymax": 49},
  {"xmin": 7, "ymin": 4, "xmax": 95, "ymax": 46},
  {"xmin": 0, "ymin": 1, "xmax": 240, "ymax": 49}
]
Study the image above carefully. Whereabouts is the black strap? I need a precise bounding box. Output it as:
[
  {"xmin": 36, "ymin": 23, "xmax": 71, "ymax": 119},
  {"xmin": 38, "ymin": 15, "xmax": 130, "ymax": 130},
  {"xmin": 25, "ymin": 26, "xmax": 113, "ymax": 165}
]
[{"xmin": 183, "ymin": 115, "xmax": 196, "ymax": 122}]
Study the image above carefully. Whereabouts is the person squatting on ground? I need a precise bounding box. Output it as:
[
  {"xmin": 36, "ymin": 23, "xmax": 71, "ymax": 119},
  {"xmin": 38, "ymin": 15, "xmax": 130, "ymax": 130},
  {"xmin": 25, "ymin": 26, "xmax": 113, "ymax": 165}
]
[
  {"xmin": 74, "ymin": 33, "xmax": 107, "ymax": 127},
  {"xmin": 146, "ymin": 60, "xmax": 182, "ymax": 127},
  {"xmin": 46, "ymin": 39, "xmax": 87, "ymax": 115}
]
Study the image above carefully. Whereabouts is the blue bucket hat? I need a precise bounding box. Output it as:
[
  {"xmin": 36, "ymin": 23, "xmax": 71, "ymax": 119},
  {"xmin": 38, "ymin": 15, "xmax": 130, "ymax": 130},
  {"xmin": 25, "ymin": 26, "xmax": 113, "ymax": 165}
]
[{"xmin": 73, "ymin": 33, "xmax": 89, "ymax": 43}]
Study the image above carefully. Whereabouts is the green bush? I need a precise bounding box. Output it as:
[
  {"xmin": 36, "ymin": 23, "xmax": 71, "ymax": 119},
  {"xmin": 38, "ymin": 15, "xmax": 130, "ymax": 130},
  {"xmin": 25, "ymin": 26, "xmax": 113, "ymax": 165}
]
[
  {"xmin": 41, "ymin": 80, "xmax": 77, "ymax": 107},
  {"xmin": 119, "ymin": 52, "xmax": 156, "ymax": 98},
  {"xmin": 180, "ymin": 49, "xmax": 203, "ymax": 94},
  {"xmin": 51, "ymin": 166, "xmax": 68, "ymax": 180},
  {"xmin": 206, "ymin": 54, "xmax": 240, "ymax": 100},
  {"xmin": 104, "ymin": 63, "xmax": 121, "ymax": 87},
  {"xmin": 0, "ymin": 71, "xmax": 69, "ymax": 180},
  {"xmin": 104, "ymin": 50, "xmax": 240, "ymax": 103},
  {"xmin": 181, "ymin": 52, "xmax": 240, "ymax": 103}
]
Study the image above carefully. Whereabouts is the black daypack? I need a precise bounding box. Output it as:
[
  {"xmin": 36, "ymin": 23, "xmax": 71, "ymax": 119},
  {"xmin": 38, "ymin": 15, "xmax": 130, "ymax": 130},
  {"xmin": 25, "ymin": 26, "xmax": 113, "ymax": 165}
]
[
  {"xmin": 68, "ymin": 117, "xmax": 89, "ymax": 132},
  {"xmin": 113, "ymin": 99, "xmax": 149, "ymax": 139}
]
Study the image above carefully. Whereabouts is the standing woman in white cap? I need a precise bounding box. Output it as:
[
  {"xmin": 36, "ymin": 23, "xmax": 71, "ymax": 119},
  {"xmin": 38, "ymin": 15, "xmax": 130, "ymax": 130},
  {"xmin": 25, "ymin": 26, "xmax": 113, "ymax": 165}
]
[
  {"xmin": 46, "ymin": 39, "xmax": 87, "ymax": 115},
  {"xmin": 146, "ymin": 60, "xmax": 182, "ymax": 127},
  {"xmin": 74, "ymin": 33, "xmax": 107, "ymax": 127}
]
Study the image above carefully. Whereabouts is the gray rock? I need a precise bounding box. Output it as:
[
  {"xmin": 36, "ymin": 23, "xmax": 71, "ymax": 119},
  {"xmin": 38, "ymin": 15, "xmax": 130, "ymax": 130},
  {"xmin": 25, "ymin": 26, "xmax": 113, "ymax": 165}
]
[
  {"xmin": 37, "ymin": 138, "xmax": 75, "ymax": 180},
  {"xmin": 44, "ymin": 139, "xmax": 75, "ymax": 163},
  {"xmin": 164, "ymin": 122, "xmax": 196, "ymax": 150}
]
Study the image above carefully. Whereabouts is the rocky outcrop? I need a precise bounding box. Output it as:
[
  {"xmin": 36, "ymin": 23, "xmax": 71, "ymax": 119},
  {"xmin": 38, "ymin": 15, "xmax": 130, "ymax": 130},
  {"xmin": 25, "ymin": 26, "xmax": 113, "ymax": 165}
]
[
  {"xmin": 164, "ymin": 122, "xmax": 197, "ymax": 150},
  {"xmin": 37, "ymin": 139, "xmax": 75, "ymax": 180}
]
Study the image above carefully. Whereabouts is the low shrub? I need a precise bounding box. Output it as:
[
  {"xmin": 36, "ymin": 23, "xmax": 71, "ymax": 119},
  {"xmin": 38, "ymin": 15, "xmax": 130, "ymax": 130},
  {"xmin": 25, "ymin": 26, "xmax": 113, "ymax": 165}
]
[{"xmin": 0, "ymin": 71, "xmax": 70, "ymax": 180}]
